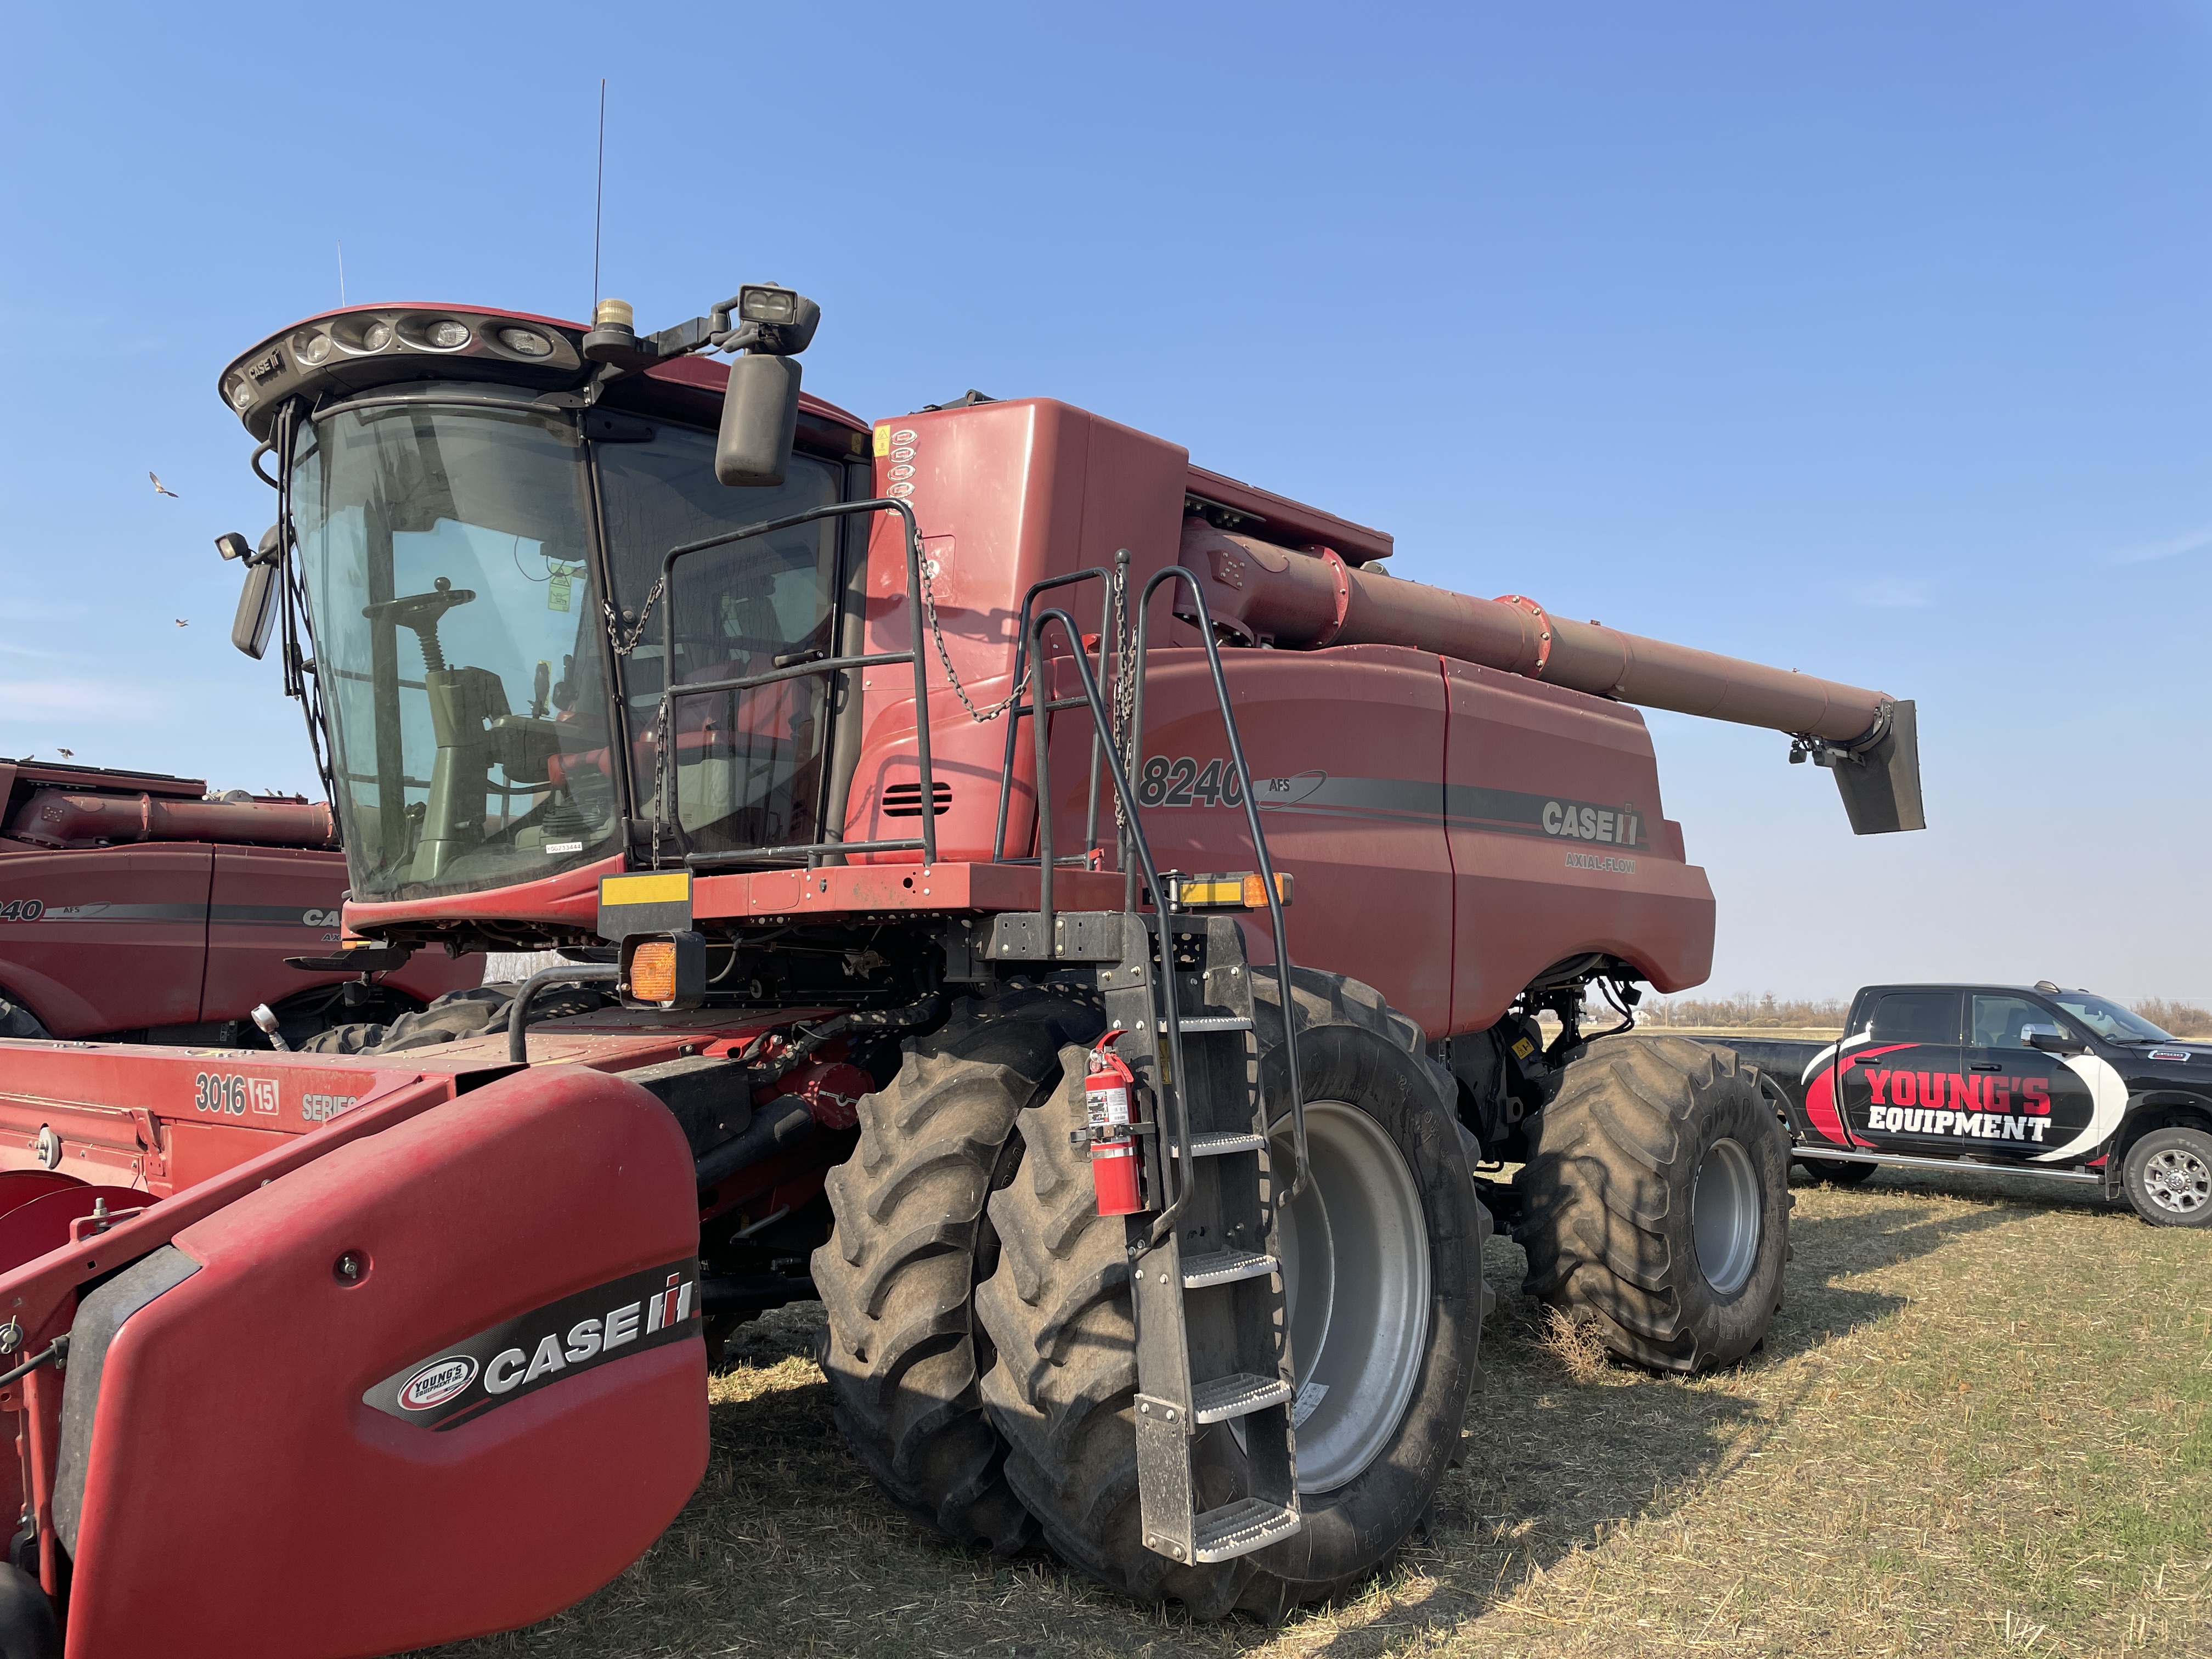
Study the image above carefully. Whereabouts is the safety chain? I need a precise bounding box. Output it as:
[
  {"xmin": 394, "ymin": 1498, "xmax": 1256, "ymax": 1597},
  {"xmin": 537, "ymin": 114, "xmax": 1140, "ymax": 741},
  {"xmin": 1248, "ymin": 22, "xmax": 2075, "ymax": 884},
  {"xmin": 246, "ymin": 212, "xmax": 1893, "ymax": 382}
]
[
  {"xmin": 600, "ymin": 577, "xmax": 671, "ymax": 859},
  {"xmin": 920, "ymin": 555, "xmax": 1030, "ymax": 723},
  {"xmin": 604, "ymin": 576, "xmax": 667, "ymax": 659},
  {"xmin": 1105, "ymin": 554, "xmax": 1136, "ymax": 837}
]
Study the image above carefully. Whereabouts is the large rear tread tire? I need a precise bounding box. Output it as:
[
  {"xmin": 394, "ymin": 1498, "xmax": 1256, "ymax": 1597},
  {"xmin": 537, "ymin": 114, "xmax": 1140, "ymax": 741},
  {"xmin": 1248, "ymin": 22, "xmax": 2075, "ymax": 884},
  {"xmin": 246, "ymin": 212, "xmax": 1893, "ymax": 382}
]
[
  {"xmin": 812, "ymin": 986, "xmax": 1103, "ymax": 1551},
  {"xmin": 977, "ymin": 968, "xmax": 1485, "ymax": 1620},
  {"xmin": 1514, "ymin": 1035, "xmax": 1791, "ymax": 1373}
]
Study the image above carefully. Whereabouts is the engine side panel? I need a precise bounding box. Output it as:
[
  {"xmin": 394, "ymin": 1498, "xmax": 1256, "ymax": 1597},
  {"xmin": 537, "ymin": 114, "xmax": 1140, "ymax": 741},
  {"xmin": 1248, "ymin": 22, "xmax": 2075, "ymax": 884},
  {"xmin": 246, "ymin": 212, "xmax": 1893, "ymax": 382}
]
[
  {"xmin": 0, "ymin": 845, "xmax": 211, "ymax": 1035},
  {"xmin": 1443, "ymin": 660, "xmax": 1713, "ymax": 1029}
]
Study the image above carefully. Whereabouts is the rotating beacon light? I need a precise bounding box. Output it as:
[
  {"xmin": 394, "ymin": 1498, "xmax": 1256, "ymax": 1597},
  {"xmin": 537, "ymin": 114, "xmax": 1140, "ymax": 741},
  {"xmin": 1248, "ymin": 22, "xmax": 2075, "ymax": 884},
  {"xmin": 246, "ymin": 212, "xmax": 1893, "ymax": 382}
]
[{"xmin": 1085, "ymin": 1040, "xmax": 1143, "ymax": 1216}]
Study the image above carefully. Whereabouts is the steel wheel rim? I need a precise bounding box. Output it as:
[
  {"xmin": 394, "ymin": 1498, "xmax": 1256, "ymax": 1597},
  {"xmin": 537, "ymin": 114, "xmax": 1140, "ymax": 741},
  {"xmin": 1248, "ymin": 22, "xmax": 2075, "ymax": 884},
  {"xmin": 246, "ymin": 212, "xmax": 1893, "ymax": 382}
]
[
  {"xmin": 1691, "ymin": 1137, "xmax": 1762, "ymax": 1296},
  {"xmin": 1271, "ymin": 1099, "xmax": 1431, "ymax": 1493},
  {"xmin": 2144, "ymin": 1147, "xmax": 2211, "ymax": 1215}
]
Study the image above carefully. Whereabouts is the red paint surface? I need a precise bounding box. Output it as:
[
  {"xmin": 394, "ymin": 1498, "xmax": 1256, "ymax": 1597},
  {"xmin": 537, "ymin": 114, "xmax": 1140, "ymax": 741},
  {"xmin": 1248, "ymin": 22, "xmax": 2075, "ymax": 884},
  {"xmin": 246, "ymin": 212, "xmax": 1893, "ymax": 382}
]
[{"xmin": 63, "ymin": 1067, "xmax": 705, "ymax": 1659}]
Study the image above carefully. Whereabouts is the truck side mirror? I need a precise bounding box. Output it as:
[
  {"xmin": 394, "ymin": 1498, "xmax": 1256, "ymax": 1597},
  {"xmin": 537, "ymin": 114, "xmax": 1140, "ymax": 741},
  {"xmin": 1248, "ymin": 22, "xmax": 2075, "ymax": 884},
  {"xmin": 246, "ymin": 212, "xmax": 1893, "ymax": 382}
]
[
  {"xmin": 715, "ymin": 353, "xmax": 803, "ymax": 488},
  {"xmin": 2021, "ymin": 1024, "xmax": 2079, "ymax": 1053},
  {"xmin": 232, "ymin": 559, "xmax": 278, "ymax": 659}
]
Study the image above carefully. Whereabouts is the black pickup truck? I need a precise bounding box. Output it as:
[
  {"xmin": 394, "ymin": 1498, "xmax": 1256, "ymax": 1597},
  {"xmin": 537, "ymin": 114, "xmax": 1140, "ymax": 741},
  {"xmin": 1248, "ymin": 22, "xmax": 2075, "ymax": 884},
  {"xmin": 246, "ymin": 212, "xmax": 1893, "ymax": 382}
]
[{"xmin": 1702, "ymin": 982, "xmax": 2212, "ymax": 1228}]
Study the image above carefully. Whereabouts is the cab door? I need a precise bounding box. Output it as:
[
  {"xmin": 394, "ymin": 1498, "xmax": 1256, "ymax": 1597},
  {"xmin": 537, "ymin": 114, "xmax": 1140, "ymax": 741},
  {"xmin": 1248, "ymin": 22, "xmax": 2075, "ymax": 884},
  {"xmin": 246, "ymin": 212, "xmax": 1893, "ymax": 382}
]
[
  {"xmin": 1963, "ymin": 992, "xmax": 2097, "ymax": 1161},
  {"xmin": 1838, "ymin": 988, "xmax": 1962, "ymax": 1149}
]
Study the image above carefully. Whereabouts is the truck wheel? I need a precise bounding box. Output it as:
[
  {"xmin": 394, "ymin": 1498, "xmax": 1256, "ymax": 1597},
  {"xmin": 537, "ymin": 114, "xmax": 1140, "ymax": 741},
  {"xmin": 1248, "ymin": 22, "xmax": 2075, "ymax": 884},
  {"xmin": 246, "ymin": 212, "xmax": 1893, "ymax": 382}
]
[
  {"xmin": 812, "ymin": 985, "xmax": 1104, "ymax": 1551},
  {"xmin": 975, "ymin": 969, "xmax": 1486, "ymax": 1618},
  {"xmin": 2120, "ymin": 1125, "xmax": 2212, "ymax": 1227},
  {"xmin": 0, "ymin": 1000, "xmax": 47, "ymax": 1041},
  {"xmin": 1797, "ymin": 1156, "xmax": 1877, "ymax": 1187},
  {"xmin": 1515, "ymin": 1036, "xmax": 1790, "ymax": 1373}
]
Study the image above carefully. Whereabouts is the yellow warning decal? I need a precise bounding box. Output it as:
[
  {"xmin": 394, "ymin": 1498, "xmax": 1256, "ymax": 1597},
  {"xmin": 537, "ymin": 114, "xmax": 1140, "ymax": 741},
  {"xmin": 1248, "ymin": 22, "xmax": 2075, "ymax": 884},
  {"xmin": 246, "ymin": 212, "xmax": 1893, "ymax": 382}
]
[
  {"xmin": 600, "ymin": 872, "xmax": 691, "ymax": 906},
  {"xmin": 873, "ymin": 424, "xmax": 891, "ymax": 458}
]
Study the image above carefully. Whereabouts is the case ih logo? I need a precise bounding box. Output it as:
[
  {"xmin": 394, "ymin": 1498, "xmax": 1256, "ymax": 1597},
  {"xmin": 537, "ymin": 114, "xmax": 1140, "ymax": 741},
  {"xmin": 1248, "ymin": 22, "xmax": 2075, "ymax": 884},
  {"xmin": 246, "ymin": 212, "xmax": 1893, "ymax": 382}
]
[
  {"xmin": 397, "ymin": 1356, "xmax": 478, "ymax": 1411},
  {"xmin": 363, "ymin": 1259, "xmax": 701, "ymax": 1432},
  {"xmin": 1542, "ymin": 801, "xmax": 1641, "ymax": 847}
]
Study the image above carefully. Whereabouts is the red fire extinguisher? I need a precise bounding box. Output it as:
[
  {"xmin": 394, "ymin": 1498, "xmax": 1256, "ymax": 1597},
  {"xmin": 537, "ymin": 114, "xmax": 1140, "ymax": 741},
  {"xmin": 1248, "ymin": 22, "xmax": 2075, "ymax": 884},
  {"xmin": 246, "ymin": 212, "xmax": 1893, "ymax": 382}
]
[{"xmin": 1085, "ymin": 1040, "xmax": 1143, "ymax": 1216}]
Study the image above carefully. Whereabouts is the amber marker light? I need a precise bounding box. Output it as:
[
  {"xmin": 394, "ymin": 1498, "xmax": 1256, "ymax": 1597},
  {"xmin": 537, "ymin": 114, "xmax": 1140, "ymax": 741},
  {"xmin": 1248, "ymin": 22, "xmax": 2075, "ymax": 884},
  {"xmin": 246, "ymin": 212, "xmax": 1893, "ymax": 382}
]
[
  {"xmin": 620, "ymin": 932, "xmax": 706, "ymax": 1010},
  {"xmin": 628, "ymin": 940, "xmax": 678, "ymax": 1004}
]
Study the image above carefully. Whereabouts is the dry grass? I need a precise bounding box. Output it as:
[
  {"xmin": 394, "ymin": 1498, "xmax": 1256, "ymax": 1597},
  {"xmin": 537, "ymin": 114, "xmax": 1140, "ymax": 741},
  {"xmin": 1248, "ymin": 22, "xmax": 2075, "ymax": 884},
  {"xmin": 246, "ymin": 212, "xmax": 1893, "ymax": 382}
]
[{"xmin": 414, "ymin": 1168, "xmax": 2211, "ymax": 1659}]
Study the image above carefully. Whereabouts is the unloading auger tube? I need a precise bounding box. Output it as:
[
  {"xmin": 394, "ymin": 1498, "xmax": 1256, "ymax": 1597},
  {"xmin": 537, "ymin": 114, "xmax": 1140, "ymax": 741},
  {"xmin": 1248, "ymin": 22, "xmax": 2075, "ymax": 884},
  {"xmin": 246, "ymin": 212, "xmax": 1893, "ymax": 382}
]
[{"xmin": 1178, "ymin": 522, "xmax": 1925, "ymax": 834}]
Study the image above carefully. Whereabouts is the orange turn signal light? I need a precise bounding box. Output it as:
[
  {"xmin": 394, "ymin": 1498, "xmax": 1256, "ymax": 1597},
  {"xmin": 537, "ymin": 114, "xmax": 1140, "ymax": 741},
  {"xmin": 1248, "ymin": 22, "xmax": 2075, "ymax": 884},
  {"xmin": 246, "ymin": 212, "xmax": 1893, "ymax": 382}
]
[
  {"xmin": 620, "ymin": 930, "xmax": 706, "ymax": 1009},
  {"xmin": 628, "ymin": 940, "xmax": 678, "ymax": 1004},
  {"xmin": 1170, "ymin": 871, "xmax": 1295, "ymax": 912}
]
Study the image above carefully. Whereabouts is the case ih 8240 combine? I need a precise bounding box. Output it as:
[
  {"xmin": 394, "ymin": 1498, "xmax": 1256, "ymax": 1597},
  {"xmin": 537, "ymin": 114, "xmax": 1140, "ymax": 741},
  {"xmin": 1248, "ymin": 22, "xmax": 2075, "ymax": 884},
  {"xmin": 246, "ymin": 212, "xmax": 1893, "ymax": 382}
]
[{"xmin": 0, "ymin": 287, "xmax": 1923, "ymax": 1655}]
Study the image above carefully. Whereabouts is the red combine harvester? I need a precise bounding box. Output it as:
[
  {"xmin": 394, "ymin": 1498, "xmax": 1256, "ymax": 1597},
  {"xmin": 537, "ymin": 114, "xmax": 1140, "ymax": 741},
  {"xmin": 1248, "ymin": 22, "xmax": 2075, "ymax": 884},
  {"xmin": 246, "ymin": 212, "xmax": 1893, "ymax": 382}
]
[
  {"xmin": 0, "ymin": 755, "xmax": 473, "ymax": 1047},
  {"xmin": 0, "ymin": 287, "xmax": 1923, "ymax": 1656}
]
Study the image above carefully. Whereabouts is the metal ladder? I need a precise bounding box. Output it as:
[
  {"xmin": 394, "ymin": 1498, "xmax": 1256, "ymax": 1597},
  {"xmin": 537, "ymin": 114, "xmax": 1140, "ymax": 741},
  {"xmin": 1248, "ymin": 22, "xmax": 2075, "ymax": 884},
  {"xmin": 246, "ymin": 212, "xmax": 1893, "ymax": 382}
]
[{"xmin": 985, "ymin": 563, "xmax": 1308, "ymax": 1567}]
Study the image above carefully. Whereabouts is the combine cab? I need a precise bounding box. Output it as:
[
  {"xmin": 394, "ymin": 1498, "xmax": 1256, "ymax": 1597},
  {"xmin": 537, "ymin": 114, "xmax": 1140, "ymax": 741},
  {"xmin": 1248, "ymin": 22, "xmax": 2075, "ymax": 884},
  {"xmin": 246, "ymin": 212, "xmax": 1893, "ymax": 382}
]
[{"xmin": 0, "ymin": 286, "xmax": 1924, "ymax": 1655}]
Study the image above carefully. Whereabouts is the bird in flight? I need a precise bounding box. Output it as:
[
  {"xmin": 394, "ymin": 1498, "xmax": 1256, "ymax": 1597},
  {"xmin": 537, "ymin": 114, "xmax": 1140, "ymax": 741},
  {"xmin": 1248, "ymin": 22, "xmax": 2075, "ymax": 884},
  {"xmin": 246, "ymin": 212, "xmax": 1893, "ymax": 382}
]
[
  {"xmin": 149, "ymin": 472, "xmax": 179, "ymax": 498},
  {"xmin": 174, "ymin": 618, "xmax": 189, "ymax": 628},
  {"xmin": 55, "ymin": 749, "xmax": 74, "ymax": 760}
]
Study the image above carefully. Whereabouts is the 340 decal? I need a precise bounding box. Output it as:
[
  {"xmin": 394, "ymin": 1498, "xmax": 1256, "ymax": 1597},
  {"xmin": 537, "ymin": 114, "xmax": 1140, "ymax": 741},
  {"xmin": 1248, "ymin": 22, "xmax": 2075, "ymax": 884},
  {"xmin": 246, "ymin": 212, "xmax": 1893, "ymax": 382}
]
[{"xmin": 0, "ymin": 901, "xmax": 47, "ymax": 922}]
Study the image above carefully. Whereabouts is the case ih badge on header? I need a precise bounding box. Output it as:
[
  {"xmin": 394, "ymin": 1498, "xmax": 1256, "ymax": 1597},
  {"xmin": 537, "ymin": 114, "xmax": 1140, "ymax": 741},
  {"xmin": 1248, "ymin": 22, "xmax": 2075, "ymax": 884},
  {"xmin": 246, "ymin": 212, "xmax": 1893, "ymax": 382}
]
[{"xmin": 0, "ymin": 280, "xmax": 1923, "ymax": 1656}]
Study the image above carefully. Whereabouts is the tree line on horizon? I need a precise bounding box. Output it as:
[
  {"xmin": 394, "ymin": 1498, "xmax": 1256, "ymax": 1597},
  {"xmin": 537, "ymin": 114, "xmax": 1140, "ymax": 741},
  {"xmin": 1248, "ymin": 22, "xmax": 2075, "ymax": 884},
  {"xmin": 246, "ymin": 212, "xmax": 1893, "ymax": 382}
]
[{"xmin": 1627, "ymin": 991, "xmax": 2212, "ymax": 1036}]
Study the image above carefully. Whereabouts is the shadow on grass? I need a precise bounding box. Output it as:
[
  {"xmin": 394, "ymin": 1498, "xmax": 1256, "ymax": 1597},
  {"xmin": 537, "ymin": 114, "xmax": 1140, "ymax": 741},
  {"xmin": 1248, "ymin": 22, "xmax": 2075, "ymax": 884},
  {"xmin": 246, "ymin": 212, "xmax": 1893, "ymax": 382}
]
[
  {"xmin": 419, "ymin": 1191, "xmax": 2085, "ymax": 1658},
  {"xmin": 1272, "ymin": 1188, "xmax": 2051, "ymax": 1655}
]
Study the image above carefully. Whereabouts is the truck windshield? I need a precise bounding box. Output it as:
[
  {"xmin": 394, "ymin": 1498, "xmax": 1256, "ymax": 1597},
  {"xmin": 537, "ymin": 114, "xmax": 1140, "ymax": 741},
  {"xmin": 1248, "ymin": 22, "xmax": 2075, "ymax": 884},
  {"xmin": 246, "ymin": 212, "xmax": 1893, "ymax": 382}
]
[
  {"xmin": 292, "ymin": 393, "xmax": 847, "ymax": 902},
  {"xmin": 2050, "ymin": 992, "xmax": 2172, "ymax": 1043}
]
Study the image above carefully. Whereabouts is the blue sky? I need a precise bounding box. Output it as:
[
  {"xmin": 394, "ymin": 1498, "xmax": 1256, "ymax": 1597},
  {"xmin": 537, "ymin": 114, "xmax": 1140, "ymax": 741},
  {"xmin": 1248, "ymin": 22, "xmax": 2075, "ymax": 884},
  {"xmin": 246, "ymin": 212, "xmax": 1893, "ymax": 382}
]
[{"xmin": 3, "ymin": 3, "xmax": 2208, "ymax": 1001}]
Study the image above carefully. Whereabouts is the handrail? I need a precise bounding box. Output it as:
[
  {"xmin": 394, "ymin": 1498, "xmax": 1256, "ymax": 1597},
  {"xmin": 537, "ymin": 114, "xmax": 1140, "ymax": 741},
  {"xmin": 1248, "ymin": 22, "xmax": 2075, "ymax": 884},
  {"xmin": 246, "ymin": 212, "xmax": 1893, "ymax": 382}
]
[
  {"xmin": 1129, "ymin": 567, "xmax": 1310, "ymax": 1205},
  {"xmin": 1007, "ymin": 566, "xmax": 1310, "ymax": 1234},
  {"xmin": 989, "ymin": 556, "xmax": 1127, "ymax": 865},
  {"xmin": 1017, "ymin": 604, "xmax": 1200, "ymax": 1242},
  {"xmin": 651, "ymin": 497, "xmax": 936, "ymax": 871}
]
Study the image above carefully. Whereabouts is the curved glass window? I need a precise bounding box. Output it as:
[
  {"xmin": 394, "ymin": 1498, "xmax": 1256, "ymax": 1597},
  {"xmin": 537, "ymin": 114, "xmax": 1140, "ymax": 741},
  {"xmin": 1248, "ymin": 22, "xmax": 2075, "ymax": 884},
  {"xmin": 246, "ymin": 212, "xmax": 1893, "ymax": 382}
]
[{"xmin": 293, "ymin": 399, "xmax": 621, "ymax": 900}]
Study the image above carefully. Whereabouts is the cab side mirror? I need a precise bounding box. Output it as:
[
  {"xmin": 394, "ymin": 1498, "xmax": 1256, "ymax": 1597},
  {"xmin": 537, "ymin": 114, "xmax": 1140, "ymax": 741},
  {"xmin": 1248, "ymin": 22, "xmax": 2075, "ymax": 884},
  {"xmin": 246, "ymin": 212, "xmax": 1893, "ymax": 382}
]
[
  {"xmin": 2021, "ymin": 1024, "xmax": 2081, "ymax": 1054},
  {"xmin": 716, "ymin": 353, "xmax": 803, "ymax": 488},
  {"xmin": 711, "ymin": 284, "xmax": 818, "ymax": 488},
  {"xmin": 232, "ymin": 558, "xmax": 278, "ymax": 659}
]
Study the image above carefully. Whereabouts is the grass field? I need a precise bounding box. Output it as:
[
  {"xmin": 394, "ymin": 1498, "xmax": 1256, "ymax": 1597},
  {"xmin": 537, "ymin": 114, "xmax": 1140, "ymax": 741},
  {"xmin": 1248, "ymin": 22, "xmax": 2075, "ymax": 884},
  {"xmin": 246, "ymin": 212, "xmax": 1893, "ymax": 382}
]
[{"xmin": 417, "ymin": 1166, "xmax": 2210, "ymax": 1659}]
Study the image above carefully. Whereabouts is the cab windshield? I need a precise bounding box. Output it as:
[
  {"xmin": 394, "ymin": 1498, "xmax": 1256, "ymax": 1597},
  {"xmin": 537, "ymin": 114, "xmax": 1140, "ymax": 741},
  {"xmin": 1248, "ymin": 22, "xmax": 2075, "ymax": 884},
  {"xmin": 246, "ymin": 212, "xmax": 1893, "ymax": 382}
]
[
  {"xmin": 2051, "ymin": 992, "xmax": 2172, "ymax": 1044},
  {"xmin": 291, "ymin": 392, "xmax": 844, "ymax": 901}
]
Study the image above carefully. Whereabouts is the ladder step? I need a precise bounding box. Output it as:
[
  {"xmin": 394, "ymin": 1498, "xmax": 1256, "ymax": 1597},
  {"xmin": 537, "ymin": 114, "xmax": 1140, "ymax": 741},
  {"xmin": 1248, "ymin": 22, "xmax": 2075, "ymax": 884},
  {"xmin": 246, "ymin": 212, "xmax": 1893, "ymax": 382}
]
[
  {"xmin": 1181, "ymin": 1248, "xmax": 1277, "ymax": 1289},
  {"xmin": 1191, "ymin": 1497, "xmax": 1302, "ymax": 1562},
  {"xmin": 1190, "ymin": 1372, "xmax": 1294, "ymax": 1424},
  {"xmin": 1155, "ymin": 1016, "xmax": 1253, "ymax": 1034},
  {"xmin": 1171, "ymin": 1132, "xmax": 1268, "ymax": 1160}
]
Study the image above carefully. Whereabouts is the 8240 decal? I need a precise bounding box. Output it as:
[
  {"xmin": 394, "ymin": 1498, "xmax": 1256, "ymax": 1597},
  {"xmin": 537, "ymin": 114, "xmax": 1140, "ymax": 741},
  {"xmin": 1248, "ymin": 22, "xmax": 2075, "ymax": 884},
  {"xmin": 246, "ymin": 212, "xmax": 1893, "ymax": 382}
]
[{"xmin": 1135, "ymin": 755, "xmax": 1246, "ymax": 809}]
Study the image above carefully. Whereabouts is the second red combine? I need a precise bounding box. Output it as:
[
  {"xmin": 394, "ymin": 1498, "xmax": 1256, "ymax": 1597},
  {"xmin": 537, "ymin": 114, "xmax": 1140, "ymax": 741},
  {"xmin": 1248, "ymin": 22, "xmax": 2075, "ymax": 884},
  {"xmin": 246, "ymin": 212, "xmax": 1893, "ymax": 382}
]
[{"xmin": 0, "ymin": 283, "xmax": 1922, "ymax": 1655}]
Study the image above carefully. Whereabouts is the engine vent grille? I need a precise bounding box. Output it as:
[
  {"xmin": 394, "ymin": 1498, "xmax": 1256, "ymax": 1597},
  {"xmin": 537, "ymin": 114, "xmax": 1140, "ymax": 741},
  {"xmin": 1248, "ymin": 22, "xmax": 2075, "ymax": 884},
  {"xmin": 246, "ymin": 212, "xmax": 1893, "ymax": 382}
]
[{"xmin": 882, "ymin": 781, "xmax": 952, "ymax": 819}]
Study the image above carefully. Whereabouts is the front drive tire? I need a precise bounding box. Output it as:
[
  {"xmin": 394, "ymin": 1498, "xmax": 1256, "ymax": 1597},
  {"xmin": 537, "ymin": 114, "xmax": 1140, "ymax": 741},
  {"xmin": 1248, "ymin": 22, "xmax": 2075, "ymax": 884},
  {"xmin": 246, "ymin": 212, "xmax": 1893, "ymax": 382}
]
[
  {"xmin": 811, "ymin": 986, "xmax": 1104, "ymax": 1551},
  {"xmin": 975, "ymin": 968, "xmax": 1487, "ymax": 1620},
  {"xmin": 1515, "ymin": 1036, "xmax": 1791, "ymax": 1373},
  {"xmin": 2120, "ymin": 1125, "xmax": 2212, "ymax": 1227}
]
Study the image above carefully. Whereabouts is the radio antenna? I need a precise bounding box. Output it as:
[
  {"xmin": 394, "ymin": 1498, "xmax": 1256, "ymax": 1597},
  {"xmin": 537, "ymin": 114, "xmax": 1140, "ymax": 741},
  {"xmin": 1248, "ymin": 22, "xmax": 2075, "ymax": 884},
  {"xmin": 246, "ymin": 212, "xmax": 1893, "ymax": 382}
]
[
  {"xmin": 337, "ymin": 240, "xmax": 346, "ymax": 307},
  {"xmin": 592, "ymin": 78, "xmax": 607, "ymax": 308}
]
